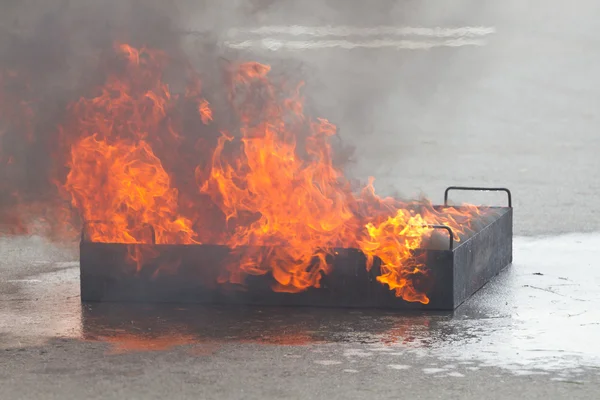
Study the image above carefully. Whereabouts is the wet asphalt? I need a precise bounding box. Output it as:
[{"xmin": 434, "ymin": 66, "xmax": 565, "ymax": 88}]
[
  {"xmin": 2, "ymin": 235, "xmax": 600, "ymax": 399},
  {"xmin": 3, "ymin": 0, "xmax": 600, "ymax": 399}
]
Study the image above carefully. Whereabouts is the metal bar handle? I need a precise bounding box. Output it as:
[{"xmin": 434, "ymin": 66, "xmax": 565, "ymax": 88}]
[
  {"xmin": 444, "ymin": 186, "xmax": 512, "ymax": 208},
  {"xmin": 423, "ymin": 224, "xmax": 455, "ymax": 251}
]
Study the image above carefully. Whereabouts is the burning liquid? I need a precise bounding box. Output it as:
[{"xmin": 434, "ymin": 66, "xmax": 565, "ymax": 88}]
[{"xmin": 1, "ymin": 43, "xmax": 486, "ymax": 304}]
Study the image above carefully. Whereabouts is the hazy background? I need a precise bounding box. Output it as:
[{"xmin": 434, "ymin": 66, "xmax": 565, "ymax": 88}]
[{"xmin": 2, "ymin": 0, "xmax": 600, "ymax": 235}]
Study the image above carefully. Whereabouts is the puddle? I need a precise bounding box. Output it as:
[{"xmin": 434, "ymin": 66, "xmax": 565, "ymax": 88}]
[{"xmin": 423, "ymin": 233, "xmax": 600, "ymax": 371}]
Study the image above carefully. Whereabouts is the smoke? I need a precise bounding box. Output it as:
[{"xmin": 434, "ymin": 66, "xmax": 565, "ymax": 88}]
[
  {"xmin": 1, "ymin": 0, "xmax": 486, "ymax": 238},
  {"xmin": 0, "ymin": 0, "xmax": 199, "ymax": 235},
  {"xmin": 206, "ymin": 0, "xmax": 496, "ymax": 199},
  {"xmin": 0, "ymin": 0, "xmax": 360, "ymax": 237}
]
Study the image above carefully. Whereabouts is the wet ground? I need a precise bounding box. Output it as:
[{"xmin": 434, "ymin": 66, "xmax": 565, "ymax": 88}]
[
  {"xmin": 3, "ymin": 0, "xmax": 600, "ymax": 398},
  {"xmin": 1, "ymin": 234, "xmax": 600, "ymax": 399}
]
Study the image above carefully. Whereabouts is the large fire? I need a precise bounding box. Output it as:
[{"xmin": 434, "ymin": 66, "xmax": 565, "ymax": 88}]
[{"xmin": 0, "ymin": 43, "xmax": 485, "ymax": 304}]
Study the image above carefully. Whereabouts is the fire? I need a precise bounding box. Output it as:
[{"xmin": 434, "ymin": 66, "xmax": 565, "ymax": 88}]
[
  {"xmin": 0, "ymin": 42, "xmax": 488, "ymax": 304},
  {"xmin": 60, "ymin": 44, "xmax": 198, "ymax": 245},
  {"xmin": 360, "ymin": 210, "xmax": 430, "ymax": 303},
  {"xmin": 199, "ymin": 65, "xmax": 358, "ymax": 292},
  {"xmin": 66, "ymin": 136, "xmax": 195, "ymax": 244}
]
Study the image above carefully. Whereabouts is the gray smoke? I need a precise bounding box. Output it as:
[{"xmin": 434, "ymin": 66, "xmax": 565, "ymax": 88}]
[
  {"xmin": 0, "ymin": 0, "xmax": 194, "ymax": 234},
  {"xmin": 0, "ymin": 0, "xmax": 361, "ymax": 236}
]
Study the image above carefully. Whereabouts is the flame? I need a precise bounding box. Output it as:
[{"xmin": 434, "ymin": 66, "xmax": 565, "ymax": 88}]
[
  {"xmin": 199, "ymin": 70, "xmax": 358, "ymax": 292},
  {"xmin": 61, "ymin": 44, "xmax": 197, "ymax": 244},
  {"xmin": 0, "ymin": 43, "xmax": 491, "ymax": 304},
  {"xmin": 360, "ymin": 210, "xmax": 430, "ymax": 303},
  {"xmin": 66, "ymin": 135, "xmax": 195, "ymax": 244}
]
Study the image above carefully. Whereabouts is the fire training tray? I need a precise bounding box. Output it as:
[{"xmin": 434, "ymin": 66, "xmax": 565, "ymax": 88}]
[{"xmin": 79, "ymin": 186, "xmax": 513, "ymax": 310}]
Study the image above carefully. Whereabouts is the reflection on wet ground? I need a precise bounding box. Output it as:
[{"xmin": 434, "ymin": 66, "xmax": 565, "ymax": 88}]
[
  {"xmin": 81, "ymin": 304, "xmax": 442, "ymax": 352},
  {"xmin": 1, "ymin": 234, "xmax": 599, "ymax": 375}
]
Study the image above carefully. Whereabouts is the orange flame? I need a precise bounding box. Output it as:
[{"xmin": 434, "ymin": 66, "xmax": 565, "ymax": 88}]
[
  {"xmin": 1, "ymin": 43, "xmax": 491, "ymax": 304},
  {"xmin": 61, "ymin": 44, "xmax": 198, "ymax": 244},
  {"xmin": 66, "ymin": 135, "xmax": 195, "ymax": 244}
]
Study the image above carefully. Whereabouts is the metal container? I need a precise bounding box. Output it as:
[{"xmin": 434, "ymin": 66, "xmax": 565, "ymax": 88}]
[{"xmin": 79, "ymin": 186, "xmax": 512, "ymax": 310}]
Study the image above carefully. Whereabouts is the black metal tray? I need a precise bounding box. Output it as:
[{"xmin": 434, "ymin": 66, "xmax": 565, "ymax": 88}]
[{"xmin": 79, "ymin": 187, "xmax": 513, "ymax": 310}]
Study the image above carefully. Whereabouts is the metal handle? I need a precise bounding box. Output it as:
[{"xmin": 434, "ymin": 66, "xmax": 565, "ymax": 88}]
[
  {"xmin": 444, "ymin": 186, "xmax": 512, "ymax": 208},
  {"xmin": 423, "ymin": 224, "xmax": 455, "ymax": 251}
]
